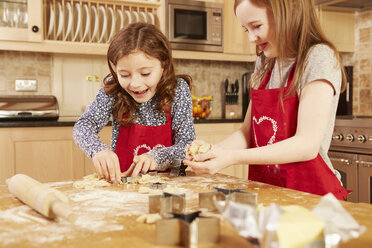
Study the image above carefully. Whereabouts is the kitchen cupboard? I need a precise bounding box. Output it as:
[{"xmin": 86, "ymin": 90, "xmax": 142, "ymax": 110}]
[
  {"xmin": 0, "ymin": 126, "xmax": 83, "ymax": 184},
  {"xmin": 318, "ymin": 8, "xmax": 355, "ymax": 52},
  {"xmin": 0, "ymin": 0, "xmax": 43, "ymax": 42},
  {"xmin": 52, "ymin": 54, "xmax": 108, "ymax": 117},
  {"xmin": 223, "ymin": 0, "xmax": 255, "ymax": 56},
  {"xmin": 0, "ymin": 126, "xmax": 111, "ymax": 184}
]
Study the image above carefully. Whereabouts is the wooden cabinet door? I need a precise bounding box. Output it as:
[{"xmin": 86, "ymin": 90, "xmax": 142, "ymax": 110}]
[
  {"xmin": 194, "ymin": 123, "xmax": 248, "ymax": 179},
  {"xmin": 0, "ymin": 0, "xmax": 43, "ymax": 42},
  {"xmin": 52, "ymin": 54, "xmax": 108, "ymax": 117},
  {"xmin": 0, "ymin": 127, "xmax": 85, "ymax": 184},
  {"xmin": 319, "ymin": 9, "xmax": 355, "ymax": 52},
  {"xmin": 223, "ymin": 0, "xmax": 255, "ymax": 55}
]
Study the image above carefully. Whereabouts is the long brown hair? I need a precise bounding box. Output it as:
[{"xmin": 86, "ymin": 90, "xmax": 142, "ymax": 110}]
[
  {"xmin": 104, "ymin": 23, "xmax": 192, "ymax": 126},
  {"xmin": 234, "ymin": 0, "xmax": 346, "ymax": 97}
]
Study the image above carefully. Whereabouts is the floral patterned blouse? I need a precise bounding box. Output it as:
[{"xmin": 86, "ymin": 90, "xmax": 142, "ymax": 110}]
[{"xmin": 73, "ymin": 78, "xmax": 195, "ymax": 170}]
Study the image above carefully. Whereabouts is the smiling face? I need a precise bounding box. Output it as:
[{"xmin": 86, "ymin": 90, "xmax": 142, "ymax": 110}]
[
  {"xmin": 116, "ymin": 51, "xmax": 164, "ymax": 103},
  {"xmin": 236, "ymin": 0, "xmax": 277, "ymax": 58}
]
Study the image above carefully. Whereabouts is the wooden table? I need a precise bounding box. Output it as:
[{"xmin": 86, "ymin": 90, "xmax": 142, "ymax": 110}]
[{"xmin": 0, "ymin": 172, "xmax": 371, "ymax": 248}]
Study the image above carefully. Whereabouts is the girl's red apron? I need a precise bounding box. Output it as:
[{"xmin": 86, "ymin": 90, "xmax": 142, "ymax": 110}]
[
  {"xmin": 115, "ymin": 114, "xmax": 172, "ymax": 172},
  {"xmin": 249, "ymin": 64, "xmax": 348, "ymax": 200}
]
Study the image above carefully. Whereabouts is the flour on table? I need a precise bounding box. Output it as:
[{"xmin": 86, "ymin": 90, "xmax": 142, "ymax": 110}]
[
  {"xmin": 137, "ymin": 185, "xmax": 186, "ymax": 194},
  {"xmin": 138, "ymin": 186, "xmax": 162, "ymax": 194},
  {"xmin": 73, "ymin": 173, "xmax": 111, "ymax": 189}
]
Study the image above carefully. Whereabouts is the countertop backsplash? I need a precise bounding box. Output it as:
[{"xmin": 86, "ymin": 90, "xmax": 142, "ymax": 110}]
[
  {"xmin": 0, "ymin": 51, "xmax": 52, "ymax": 96},
  {"xmin": 174, "ymin": 59, "xmax": 254, "ymax": 119}
]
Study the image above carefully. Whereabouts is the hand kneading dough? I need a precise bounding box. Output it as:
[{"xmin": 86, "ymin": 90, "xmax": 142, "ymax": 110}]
[
  {"xmin": 73, "ymin": 173, "xmax": 111, "ymax": 189},
  {"xmin": 136, "ymin": 213, "xmax": 162, "ymax": 224},
  {"xmin": 277, "ymin": 205, "xmax": 324, "ymax": 248},
  {"xmin": 186, "ymin": 141, "xmax": 212, "ymax": 160}
]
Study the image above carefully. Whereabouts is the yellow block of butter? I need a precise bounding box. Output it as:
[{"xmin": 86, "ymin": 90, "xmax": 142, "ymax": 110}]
[{"xmin": 278, "ymin": 205, "xmax": 324, "ymax": 248}]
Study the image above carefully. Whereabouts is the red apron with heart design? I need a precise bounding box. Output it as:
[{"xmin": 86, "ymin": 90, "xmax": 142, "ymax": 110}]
[
  {"xmin": 115, "ymin": 113, "xmax": 172, "ymax": 172},
  {"xmin": 249, "ymin": 64, "xmax": 348, "ymax": 200}
]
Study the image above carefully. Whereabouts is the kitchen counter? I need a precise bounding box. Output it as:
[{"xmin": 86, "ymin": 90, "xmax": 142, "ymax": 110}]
[
  {"xmin": 0, "ymin": 173, "xmax": 371, "ymax": 248},
  {"xmin": 0, "ymin": 117, "xmax": 244, "ymax": 128}
]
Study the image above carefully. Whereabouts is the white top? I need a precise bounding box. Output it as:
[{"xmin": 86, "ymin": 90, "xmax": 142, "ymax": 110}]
[{"xmin": 253, "ymin": 44, "xmax": 342, "ymax": 181}]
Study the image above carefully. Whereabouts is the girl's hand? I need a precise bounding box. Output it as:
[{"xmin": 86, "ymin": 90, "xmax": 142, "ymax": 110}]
[
  {"xmin": 183, "ymin": 147, "xmax": 234, "ymax": 175},
  {"xmin": 92, "ymin": 150, "xmax": 122, "ymax": 184},
  {"xmin": 122, "ymin": 154, "xmax": 157, "ymax": 177},
  {"xmin": 185, "ymin": 139, "xmax": 212, "ymax": 161}
]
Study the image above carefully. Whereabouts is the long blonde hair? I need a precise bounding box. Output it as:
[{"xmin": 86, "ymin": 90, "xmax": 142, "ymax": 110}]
[
  {"xmin": 234, "ymin": 0, "xmax": 346, "ymax": 97},
  {"xmin": 104, "ymin": 23, "xmax": 192, "ymax": 126}
]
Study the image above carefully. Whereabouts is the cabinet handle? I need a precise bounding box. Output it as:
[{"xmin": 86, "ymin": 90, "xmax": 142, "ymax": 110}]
[
  {"xmin": 330, "ymin": 158, "xmax": 350, "ymax": 165},
  {"xmin": 32, "ymin": 26, "xmax": 39, "ymax": 33},
  {"xmin": 356, "ymin": 160, "xmax": 372, "ymax": 167},
  {"xmin": 94, "ymin": 75, "xmax": 100, "ymax": 82},
  {"xmin": 86, "ymin": 75, "xmax": 93, "ymax": 82}
]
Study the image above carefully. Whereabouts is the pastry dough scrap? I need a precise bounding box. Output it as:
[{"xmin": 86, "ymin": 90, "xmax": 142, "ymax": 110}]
[
  {"xmin": 186, "ymin": 141, "xmax": 212, "ymax": 160},
  {"xmin": 73, "ymin": 173, "xmax": 111, "ymax": 189},
  {"xmin": 136, "ymin": 213, "xmax": 162, "ymax": 224}
]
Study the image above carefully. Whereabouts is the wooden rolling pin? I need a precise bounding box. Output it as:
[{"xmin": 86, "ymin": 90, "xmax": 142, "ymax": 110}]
[{"xmin": 7, "ymin": 174, "xmax": 76, "ymax": 223}]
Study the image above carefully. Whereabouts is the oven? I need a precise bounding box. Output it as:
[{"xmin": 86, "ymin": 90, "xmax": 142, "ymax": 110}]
[{"xmin": 329, "ymin": 117, "xmax": 372, "ymax": 203}]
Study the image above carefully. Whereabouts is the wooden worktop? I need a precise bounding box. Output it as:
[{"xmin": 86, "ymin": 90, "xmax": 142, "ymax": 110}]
[{"xmin": 0, "ymin": 173, "xmax": 371, "ymax": 248}]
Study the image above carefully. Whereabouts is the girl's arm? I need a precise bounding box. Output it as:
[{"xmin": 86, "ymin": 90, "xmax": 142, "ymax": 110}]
[
  {"xmin": 73, "ymin": 87, "xmax": 113, "ymax": 159},
  {"xmin": 147, "ymin": 79, "xmax": 196, "ymax": 170}
]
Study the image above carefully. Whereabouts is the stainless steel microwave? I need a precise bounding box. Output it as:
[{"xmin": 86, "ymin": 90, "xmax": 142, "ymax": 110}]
[{"xmin": 166, "ymin": 0, "xmax": 223, "ymax": 52}]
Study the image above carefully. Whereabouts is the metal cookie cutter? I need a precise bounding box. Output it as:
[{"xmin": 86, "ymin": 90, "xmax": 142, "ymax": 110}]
[
  {"xmin": 199, "ymin": 187, "xmax": 258, "ymax": 211},
  {"xmin": 148, "ymin": 182, "xmax": 167, "ymax": 190},
  {"xmin": 149, "ymin": 192, "xmax": 186, "ymax": 217},
  {"xmin": 121, "ymin": 176, "xmax": 136, "ymax": 184},
  {"xmin": 170, "ymin": 160, "xmax": 188, "ymax": 177},
  {"xmin": 156, "ymin": 211, "xmax": 220, "ymax": 246}
]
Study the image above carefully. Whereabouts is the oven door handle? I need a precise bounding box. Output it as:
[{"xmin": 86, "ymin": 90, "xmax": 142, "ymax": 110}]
[
  {"xmin": 330, "ymin": 158, "xmax": 351, "ymax": 165},
  {"xmin": 356, "ymin": 160, "xmax": 372, "ymax": 167}
]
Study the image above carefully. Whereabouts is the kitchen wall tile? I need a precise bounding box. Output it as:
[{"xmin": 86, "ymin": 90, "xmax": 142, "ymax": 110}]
[
  {"xmin": 0, "ymin": 51, "xmax": 52, "ymax": 96},
  {"xmin": 359, "ymin": 27, "xmax": 371, "ymax": 43},
  {"xmin": 174, "ymin": 59, "xmax": 254, "ymax": 119},
  {"xmin": 360, "ymin": 74, "xmax": 372, "ymax": 88},
  {"xmin": 360, "ymin": 88, "xmax": 371, "ymax": 103},
  {"xmin": 359, "ymin": 103, "xmax": 372, "ymax": 115},
  {"xmin": 360, "ymin": 59, "xmax": 371, "ymax": 73}
]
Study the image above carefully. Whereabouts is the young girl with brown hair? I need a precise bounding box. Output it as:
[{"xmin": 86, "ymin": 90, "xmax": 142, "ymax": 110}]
[
  {"xmin": 184, "ymin": 0, "xmax": 348, "ymax": 200},
  {"xmin": 74, "ymin": 23, "xmax": 195, "ymax": 183}
]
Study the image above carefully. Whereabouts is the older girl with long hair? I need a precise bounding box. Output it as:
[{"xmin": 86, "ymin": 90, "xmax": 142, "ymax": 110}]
[{"xmin": 184, "ymin": 0, "xmax": 348, "ymax": 200}]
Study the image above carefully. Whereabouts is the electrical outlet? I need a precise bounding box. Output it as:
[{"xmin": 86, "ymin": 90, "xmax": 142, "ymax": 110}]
[{"xmin": 15, "ymin": 80, "xmax": 37, "ymax": 92}]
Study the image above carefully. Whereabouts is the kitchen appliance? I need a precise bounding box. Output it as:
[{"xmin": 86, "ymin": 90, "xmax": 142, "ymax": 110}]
[
  {"xmin": 0, "ymin": 95, "xmax": 59, "ymax": 121},
  {"xmin": 166, "ymin": 0, "xmax": 223, "ymax": 52},
  {"xmin": 336, "ymin": 66, "xmax": 353, "ymax": 116},
  {"xmin": 242, "ymin": 72, "xmax": 252, "ymax": 118},
  {"xmin": 329, "ymin": 117, "xmax": 372, "ymax": 203}
]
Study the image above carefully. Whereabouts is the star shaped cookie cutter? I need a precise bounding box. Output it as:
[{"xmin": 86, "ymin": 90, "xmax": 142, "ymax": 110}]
[
  {"xmin": 156, "ymin": 210, "xmax": 219, "ymax": 246},
  {"xmin": 199, "ymin": 187, "xmax": 258, "ymax": 211}
]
